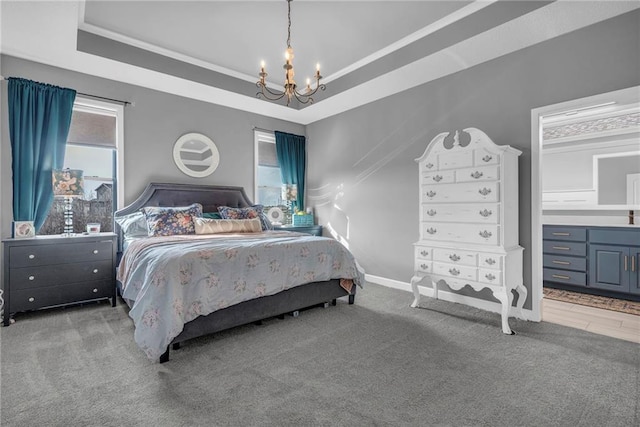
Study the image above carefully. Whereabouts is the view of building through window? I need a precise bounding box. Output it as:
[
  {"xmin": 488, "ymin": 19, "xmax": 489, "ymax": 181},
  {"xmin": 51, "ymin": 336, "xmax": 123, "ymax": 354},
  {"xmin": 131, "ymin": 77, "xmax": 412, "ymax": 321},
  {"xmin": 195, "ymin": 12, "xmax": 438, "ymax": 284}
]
[{"xmin": 254, "ymin": 130, "xmax": 292, "ymax": 224}]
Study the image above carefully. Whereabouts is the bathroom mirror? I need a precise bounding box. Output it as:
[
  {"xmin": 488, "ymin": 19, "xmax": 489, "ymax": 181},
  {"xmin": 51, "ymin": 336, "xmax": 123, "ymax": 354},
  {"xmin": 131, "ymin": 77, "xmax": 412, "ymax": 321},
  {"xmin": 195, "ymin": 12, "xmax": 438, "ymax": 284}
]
[{"xmin": 173, "ymin": 133, "xmax": 220, "ymax": 178}]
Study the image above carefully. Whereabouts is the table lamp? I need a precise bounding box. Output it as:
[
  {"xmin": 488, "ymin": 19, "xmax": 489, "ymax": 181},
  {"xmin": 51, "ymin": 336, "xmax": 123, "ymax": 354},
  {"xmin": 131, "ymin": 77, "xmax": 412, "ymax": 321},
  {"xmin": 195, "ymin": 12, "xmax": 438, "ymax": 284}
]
[{"xmin": 52, "ymin": 168, "xmax": 84, "ymax": 236}]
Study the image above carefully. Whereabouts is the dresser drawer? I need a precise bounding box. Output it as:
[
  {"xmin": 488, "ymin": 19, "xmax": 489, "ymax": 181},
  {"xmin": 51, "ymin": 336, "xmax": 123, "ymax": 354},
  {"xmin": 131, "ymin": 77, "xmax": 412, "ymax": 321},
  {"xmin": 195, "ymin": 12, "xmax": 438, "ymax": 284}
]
[
  {"xmin": 543, "ymin": 267, "xmax": 586, "ymax": 286},
  {"xmin": 422, "ymin": 182, "xmax": 499, "ymax": 203},
  {"xmin": 422, "ymin": 203, "xmax": 499, "ymax": 224},
  {"xmin": 415, "ymin": 260, "xmax": 432, "ymax": 274},
  {"xmin": 478, "ymin": 253, "xmax": 503, "ymax": 269},
  {"xmin": 10, "ymin": 280, "xmax": 114, "ymax": 313},
  {"xmin": 456, "ymin": 165, "xmax": 499, "ymax": 183},
  {"xmin": 10, "ymin": 240, "xmax": 113, "ymax": 267},
  {"xmin": 543, "ymin": 240, "xmax": 586, "ymax": 257},
  {"xmin": 478, "ymin": 268, "xmax": 503, "ymax": 286},
  {"xmin": 543, "ymin": 254, "xmax": 587, "ymax": 272},
  {"xmin": 474, "ymin": 149, "xmax": 500, "ymax": 166},
  {"xmin": 422, "ymin": 170, "xmax": 454, "ymax": 185},
  {"xmin": 9, "ymin": 260, "xmax": 113, "ymax": 289},
  {"xmin": 414, "ymin": 246, "xmax": 433, "ymax": 260},
  {"xmin": 433, "ymin": 262, "xmax": 477, "ymax": 281},
  {"xmin": 438, "ymin": 151, "xmax": 473, "ymax": 170},
  {"xmin": 543, "ymin": 226, "xmax": 586, "ymax": 242},
  {"xmin": 423, "ymin": 223, "xmax": 499, "ymax": 246},
  {"xmin": 433, "ymin": 248, "xmax": 477, "ymax": 266}
]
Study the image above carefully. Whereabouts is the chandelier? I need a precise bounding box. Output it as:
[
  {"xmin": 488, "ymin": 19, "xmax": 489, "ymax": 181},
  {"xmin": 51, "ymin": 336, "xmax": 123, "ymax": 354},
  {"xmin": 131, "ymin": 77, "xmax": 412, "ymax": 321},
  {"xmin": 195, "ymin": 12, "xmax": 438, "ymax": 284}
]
[{"xmin": 256, "ymin": 0, "xmax": 325, "ymax": 106}]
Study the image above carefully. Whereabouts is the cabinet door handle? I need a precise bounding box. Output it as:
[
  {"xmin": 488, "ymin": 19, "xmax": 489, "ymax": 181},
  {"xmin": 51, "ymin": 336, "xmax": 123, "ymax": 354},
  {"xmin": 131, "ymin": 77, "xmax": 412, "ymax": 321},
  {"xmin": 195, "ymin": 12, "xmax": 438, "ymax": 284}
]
[
  {"xmin": 552, "ymin": 274, "xmax": 570, "ymax": 280},
  {"xmin": 28, "ymin": 275, "xmax": 35, "ymax": 281},
  {"xmin": 449, "ymin": 268, "xmax": 460, "ymax": 276},
  {"xmin": 433, "ymin": 175, "xmax": 443, "ymax": 182},
  {"xmin": 93, "ymin": 250, "xmax": 99, "ymax": 254},
  {"xmin": 478, "ymin": 187, "xmax": 492, "ymax": 196},
  {"xmin": 633, "ymin": 256, "xmax": 636, "ymax": 273},
  {"xmin": 552, "ymin": 260, "xmax": 570, "ymax": 265},
  {"xmin": 479, "ymin": 230, "xmax": 492, "ymax": 239},
  {"xmin": 485, "ymin": 273, "xmax": 496, "ymax": 281},
  {"xmin": 449, "ymin": 254, "xmax": 461, "ymax": 262},
  {"xmin": 485, "ymin": 258, "xmax": 496, "ymax": 265},
  {"xmin": 552, "ymin": 232, "xmax": 570, "ymax": 236},
  {"xmin": 479, "ymin": 209, "xmax": 492, "ymax": 217},
  {"xmin": 426, "ymin": 191, "xmax": 437, "ymax": 198},
  {"xmin": 93, "ymin": 269, "xmax": 99, "ymax": 274},
  {"xmin": 420, "ymin": 250, "xmax": 429, "ymax": 257},
  {"xmin": 28, "ymin": 297, "xmax": 35, "ymax": 302},
  {"xmin": 426, "ymin": 228, "xmax": 437, "ymax": 235},
  {"xmin": 552, "ymin": 246, "xmax": 570, "ymax": 251},
  {"xmin": 426, "ymin": 209, "xmax": 437, "ymax": 217},
  {"xmin": 470, "ymin": 171, "xmax": 483, "ymax": 179},
  {"xmin": 425, "ymin": 163, "xmax": 434, "ymax": 169},
  {"xmin": 482, "ymin": 155, "xmax": 492, "ymax": 162},
  {"xmin": 624, "ymin": 256, "xmax": 628, "ymax": 271},
  {"xmin": 28, "ymin": 254, "xmax": 35, "ymax": 259},
  {"xmin": 420, "ymin": 264, "xmax": 429, "ymax": 270},
  {"xmin": 93, "ymin": 288, "xmax": 99, "ymax": 293}
]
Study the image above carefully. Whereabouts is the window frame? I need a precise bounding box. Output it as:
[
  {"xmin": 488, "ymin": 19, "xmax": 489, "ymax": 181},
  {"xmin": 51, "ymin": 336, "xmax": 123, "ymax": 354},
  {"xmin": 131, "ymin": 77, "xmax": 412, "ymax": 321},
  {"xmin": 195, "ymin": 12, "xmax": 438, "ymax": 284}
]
[{"xmin": 254, "ymin": 129, "xmax": 280, "ymax": 205}]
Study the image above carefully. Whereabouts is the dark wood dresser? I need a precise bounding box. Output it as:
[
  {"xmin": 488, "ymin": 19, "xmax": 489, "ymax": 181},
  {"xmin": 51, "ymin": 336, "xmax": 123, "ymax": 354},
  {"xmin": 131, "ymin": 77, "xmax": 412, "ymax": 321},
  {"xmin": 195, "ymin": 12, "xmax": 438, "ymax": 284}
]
[{"xmin": 2, "ymin": 233, "xmax": 117, "ymax": 326}]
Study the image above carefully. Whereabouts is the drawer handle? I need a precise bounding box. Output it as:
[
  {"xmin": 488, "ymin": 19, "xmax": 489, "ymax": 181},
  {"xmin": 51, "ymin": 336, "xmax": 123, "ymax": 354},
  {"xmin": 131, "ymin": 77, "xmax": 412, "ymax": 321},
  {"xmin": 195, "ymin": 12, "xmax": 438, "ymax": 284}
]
[
  {"xmin": 479, "ymin": 230, "xmax": 492, "ymax": 239},
  {"xmin": 633, "ymin": 256, "xmax": 636, "ymax": 273},
  {"xmin": 420, "ymin": 264, "xmax": 429, "ymax": 270},
  {"xmin": 485, "ymin": 258, "xmax": 496, "ymax": 265},
  {"xmin": 552, "ymin": 274, "xmax": 570, "ymax": 280},
  {"xmin": 28, "ymin": 254, "xmax": 35, "ymax": 260},
  {"xmin": 485, "ymin": 273, "xmax": 496, "ymax": 281},
  {"xmin": 425, "ymin": 163, "xmax": 434, "ymax": 169},
  {"xmin": 449, "ymin": 254, "xmax": 461, "ymax": 262},
  {"xmin": 624, "ymin": 256, "xmax": 628, "ymax": 271},
  {"xmin": 479, "ymin": 209, "xmax": 492, "ymax": 217},
  {"xmin": 420, "ymin": 250, "xmax": 429, "ymax": 257},
  {"xmin": 426, "ymin": 228, "xmax": 437, "ymax": 235},
  {"xmin": 93, "ymin": 269, "xmax": 99, "ymax": 274},
  {"xmin": 28, "ymin": 297, "xmax": 35, "ymax": 302},
  {"xmin": 426, "ymin": 209, "xmax": 437, "ymax": 217},
  {"xmin": 93, "ymin": 288, "xmax": 98, "ymax": 293},
  {"xmin": 93, "ymin": 250, "xmax": 99, "ymax": 254},
  {"xmin": 552, "ymin": 260, "xmax": 570, "ymax": 265},
  {"xmin": 426, "ymin": 191, "xmax": 437, "ymax": 198},
  {"xmin": 433, "ymin": 175, "xmax": 443, "ymax": 182},
  {"xmin": 448, "ymin": 268, "xmax": 460, "ymax": 276},
  {"xmin": 478, "ymin": 187, "xmax": 492, "ymax": 196},
  {"xmin": 551, "ymin": 232, "xmax": 570, "ymax": 236},
  {"xmin": 28, "ymin": 275, "xmax": 35, "ymax": 281},
  {"xmin": 552, "ymin": 246, "xmax": 570, "ymax": 251},
  {"xmin": 470, "ymin": 171, "xmax": 484, "ymax": 179},
  {"xmin": 482, "ymin": 155, "xmax": 492, "ymax": 163}
]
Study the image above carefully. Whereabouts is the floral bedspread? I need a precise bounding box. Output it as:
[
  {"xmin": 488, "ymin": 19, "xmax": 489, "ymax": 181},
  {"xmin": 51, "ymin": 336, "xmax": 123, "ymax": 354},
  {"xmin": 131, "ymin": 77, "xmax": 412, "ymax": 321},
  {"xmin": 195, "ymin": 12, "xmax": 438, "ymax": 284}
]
[{"xmin": 116, "ymin": 231, "xmax": 364, "ymax": 361}]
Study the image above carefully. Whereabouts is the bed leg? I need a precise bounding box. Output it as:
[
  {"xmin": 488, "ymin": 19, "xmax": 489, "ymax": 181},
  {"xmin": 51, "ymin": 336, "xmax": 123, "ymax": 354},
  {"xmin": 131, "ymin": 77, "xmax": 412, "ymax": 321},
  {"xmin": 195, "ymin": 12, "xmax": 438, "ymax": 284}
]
[
  {"xmin": 291, "ymin": 310, "xmax": 299, "ymax": 318},
  {"xmin": 348, "ymin": 294, "xmax": 355, "ymax": 305},
  {"xmin": 160, "ymin": 347, "xmax": 170, "ymax": 363},
  {"xmin": 172, "ymin": 342, "xmax": 181, "ymax": 351},
  {"xmin": 322, "ymin": 302, "xmax": 330, "ymax": 309},
  {"xmin": 331, "ymin": 299, "xmax": 337, "ymax": 306}
]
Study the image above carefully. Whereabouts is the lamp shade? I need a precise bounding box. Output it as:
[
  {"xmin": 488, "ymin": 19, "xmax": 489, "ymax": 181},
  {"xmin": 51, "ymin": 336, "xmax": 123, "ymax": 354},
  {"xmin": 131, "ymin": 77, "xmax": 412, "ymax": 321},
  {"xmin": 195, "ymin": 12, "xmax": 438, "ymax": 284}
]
[
  {"xmin": 281, "ymin": 184, "xmax": 298, "ymax": 201},
  {"xmin": 52, "ymin": 169, "xmax": 84, "ymax": 197}
]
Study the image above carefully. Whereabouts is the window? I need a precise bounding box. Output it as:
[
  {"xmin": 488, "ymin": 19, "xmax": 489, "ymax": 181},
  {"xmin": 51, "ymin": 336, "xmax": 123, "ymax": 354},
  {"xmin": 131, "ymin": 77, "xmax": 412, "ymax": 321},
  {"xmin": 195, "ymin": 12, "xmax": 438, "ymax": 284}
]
[
  {"xmin": 254, "ymin": 130, "xmax": 289, "ymax": 222},
  {"xmin": 39, "ymin": 97, "xmax": 124, "ymax": 235}
]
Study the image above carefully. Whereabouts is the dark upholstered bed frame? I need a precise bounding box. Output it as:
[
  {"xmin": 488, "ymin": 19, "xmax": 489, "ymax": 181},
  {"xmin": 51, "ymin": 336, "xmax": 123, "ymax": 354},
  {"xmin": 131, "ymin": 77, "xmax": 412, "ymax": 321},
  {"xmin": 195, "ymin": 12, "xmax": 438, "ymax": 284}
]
[{"xmin": 114, "ymin": 183, "xmax": 355, "ymax": 362}]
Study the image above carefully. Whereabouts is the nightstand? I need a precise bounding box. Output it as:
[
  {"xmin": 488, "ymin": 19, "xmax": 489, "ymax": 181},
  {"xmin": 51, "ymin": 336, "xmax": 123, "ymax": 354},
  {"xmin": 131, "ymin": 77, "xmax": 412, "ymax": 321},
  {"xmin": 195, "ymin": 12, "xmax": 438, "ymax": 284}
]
[
  {"xmin": 273, "ymin": 224, "xmax": 323, "ymax": 237},
  {"xmin": 2, "ymin": 233, "xmax": 117, "ymax": 326}
]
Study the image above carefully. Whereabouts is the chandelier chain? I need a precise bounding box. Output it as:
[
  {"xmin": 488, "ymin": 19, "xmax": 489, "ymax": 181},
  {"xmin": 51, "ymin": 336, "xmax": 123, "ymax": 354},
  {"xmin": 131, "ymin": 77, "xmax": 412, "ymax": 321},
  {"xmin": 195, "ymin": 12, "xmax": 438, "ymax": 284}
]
[{"xmin": 286, "ymin": 0, "xmax": 292, "ymax": 48}]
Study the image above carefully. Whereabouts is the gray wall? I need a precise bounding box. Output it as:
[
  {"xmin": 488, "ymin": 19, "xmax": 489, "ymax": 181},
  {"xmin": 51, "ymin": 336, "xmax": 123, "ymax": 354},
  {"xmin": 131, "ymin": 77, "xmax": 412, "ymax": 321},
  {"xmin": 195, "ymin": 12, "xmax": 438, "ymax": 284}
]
[
  {"xmin": 0, "ymin": 56, "xmax": 305, "ymax": 239},
  {"xmin": 305, "ymin": 10, "xmax": 640, "ymax": 308}
]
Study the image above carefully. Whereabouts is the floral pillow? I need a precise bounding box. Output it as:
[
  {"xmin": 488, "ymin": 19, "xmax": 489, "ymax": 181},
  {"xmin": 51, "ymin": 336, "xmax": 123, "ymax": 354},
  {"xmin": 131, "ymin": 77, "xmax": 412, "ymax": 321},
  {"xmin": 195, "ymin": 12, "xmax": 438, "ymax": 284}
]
[
  {"xmin": 218, "ymin": 205, "xmax": 272, "ymax": 231},
  {"xmin": 141, "ymin": 203, "xmax": 203, "ymax": 236}
]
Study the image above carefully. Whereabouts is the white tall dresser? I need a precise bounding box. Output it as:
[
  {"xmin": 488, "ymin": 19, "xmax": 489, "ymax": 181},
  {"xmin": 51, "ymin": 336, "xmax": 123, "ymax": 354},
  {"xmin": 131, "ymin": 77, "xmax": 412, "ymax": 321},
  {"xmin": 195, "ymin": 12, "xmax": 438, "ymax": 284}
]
[{"xmin": 410, "ymin": 128, "xmax": 526, "ymax": 334}]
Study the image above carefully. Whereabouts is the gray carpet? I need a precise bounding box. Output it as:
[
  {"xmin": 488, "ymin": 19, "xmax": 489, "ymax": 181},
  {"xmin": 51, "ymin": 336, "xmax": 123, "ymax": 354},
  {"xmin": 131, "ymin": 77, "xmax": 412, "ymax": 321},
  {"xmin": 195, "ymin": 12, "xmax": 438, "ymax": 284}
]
[{"xmin": 1, "ymin": 283, "xmax": 638, "ymax": 426}]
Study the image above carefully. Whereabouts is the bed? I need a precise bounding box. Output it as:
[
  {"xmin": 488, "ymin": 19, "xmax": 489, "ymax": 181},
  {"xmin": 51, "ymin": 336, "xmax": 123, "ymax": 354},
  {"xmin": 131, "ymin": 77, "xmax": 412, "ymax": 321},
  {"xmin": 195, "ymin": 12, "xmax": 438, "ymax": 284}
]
[{"xmin": 114, "ymin": 182, "xmax": 363, "ymax": 362}]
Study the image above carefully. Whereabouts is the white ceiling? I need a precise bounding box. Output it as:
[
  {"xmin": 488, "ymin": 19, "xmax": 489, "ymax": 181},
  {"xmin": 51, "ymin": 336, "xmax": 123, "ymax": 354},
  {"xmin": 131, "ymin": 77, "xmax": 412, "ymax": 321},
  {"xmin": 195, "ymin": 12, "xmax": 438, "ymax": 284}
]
[{"xmin": 2, "ymin": 1, "xmax": 640, "ymax": 125}]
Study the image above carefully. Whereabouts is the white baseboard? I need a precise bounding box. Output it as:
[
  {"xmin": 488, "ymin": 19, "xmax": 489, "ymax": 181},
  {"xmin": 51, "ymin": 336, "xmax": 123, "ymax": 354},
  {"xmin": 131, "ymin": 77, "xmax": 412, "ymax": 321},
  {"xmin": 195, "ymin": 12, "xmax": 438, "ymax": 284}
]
[{"xmin": 364, "ymin": 273, "xmax": 536, "ymax": 322}]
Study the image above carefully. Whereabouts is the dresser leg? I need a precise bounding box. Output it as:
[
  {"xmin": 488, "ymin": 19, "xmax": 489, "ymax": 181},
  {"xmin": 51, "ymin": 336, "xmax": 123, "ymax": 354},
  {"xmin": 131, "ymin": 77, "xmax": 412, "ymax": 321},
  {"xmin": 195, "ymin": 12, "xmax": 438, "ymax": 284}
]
[
  {"xmin": 493, "ymin": 290, "xmax": 514, "ymax": 335},
  {"xmin": 515, "ymin": 282, "xmax": 528, "ymax": 319},
  {"xmin": 410, "ymin": 276, "xmax": 422, "ymax": 307}
]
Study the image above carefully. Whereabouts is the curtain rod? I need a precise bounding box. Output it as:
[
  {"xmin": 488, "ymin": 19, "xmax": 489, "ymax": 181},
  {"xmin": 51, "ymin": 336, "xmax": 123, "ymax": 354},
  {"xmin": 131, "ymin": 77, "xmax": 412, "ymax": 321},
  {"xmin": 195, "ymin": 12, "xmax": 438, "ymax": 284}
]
[
  {"xmin": 252, "ymin": 126, "xmax": 274, "ymax": 133},
  {"xmin": 2, "ymin": 77, "xmax": 132, "ymax": 106}
]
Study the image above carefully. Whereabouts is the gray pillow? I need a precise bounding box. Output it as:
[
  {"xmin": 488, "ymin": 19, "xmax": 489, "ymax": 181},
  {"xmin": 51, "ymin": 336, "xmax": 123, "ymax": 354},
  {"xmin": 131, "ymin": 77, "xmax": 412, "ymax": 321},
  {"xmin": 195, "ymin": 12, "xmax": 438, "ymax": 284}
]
[{"xmin": 114, "ymin": 211, "xmax": 148, "ymax": 239}]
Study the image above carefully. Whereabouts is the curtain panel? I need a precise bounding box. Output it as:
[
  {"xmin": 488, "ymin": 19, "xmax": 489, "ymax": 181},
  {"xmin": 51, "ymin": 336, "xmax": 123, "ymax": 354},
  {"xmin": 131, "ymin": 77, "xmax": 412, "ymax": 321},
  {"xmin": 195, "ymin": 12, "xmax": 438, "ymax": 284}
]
[
  {"xmin": 274, "ymin": 131, "xmax": 306, "ymax": 211},
  {"xmin": 8, "ymin": 78, "xmax": 76, "ymax": 230}
]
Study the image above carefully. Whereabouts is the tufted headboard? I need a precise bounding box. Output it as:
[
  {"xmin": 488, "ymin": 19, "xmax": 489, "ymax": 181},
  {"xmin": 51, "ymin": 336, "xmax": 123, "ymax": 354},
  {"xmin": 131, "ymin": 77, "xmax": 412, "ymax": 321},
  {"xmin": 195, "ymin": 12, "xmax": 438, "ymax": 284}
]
[{"xmin": 114, "ymin": 182, "xmax": 254, "ymax": 253}]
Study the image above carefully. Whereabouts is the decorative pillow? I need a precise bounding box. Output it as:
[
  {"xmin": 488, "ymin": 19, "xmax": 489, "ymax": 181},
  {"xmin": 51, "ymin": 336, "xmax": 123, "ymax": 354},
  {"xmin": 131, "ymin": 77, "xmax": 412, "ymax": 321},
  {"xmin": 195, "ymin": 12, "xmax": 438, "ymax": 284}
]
[
  {"xmin": 114, "ymin": 212, "xmax": 148, "ymax": 239},
  {"xmin": 194, "ymin": 217, "xmax": 262, "ymax": 235},
  {"xmin": 218, "ymin": 205, "xmax": 272, "ymax": 231},
  {"xmin": 141, "ymin": 203, "xmax": 203, "ymax": 236},
  {"xmin": 202, "ymin": 212, "xmax": 222, "ymax": 219}
]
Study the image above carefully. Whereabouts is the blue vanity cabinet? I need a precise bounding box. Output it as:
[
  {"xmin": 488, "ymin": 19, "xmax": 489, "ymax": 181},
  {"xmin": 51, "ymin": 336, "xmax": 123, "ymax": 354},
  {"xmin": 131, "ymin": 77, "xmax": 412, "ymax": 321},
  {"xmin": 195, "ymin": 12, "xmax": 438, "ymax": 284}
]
[
  {"xmin": 543, "ymin": 226, "xmax": 588, "ymax": 288},
  {"xmin": 588, "ymin": 228, "xmax": 640, "ymax": 295}
]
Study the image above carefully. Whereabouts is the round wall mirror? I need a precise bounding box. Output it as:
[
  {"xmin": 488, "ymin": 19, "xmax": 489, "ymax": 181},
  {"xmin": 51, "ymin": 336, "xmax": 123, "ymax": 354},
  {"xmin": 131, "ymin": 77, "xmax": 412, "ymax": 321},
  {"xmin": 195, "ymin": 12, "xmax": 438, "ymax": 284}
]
[{"xmin": 173, "ymin": 133, "xmax": 220, "ymax": 178}]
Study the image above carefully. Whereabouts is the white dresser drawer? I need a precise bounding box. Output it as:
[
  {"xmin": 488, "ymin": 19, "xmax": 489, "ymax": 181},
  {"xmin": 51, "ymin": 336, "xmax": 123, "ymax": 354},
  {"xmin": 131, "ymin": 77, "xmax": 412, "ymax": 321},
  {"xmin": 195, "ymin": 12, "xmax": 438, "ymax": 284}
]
[
  {"xmin": 478, "ymin": 253, "xmax": 503, "ymax": 269},
  {"xmin": 433, "ymin": 248, "xmax": 477, "ymax": 266},
  {"xmin": 414, "ymin": 246, "xmax": 433, "ymax": 260},
  {"xmin": 422, "ymin": 170, "xmax": 454, "ymax": 185},
  {"xmin": 415, "ymin": 260, "xmax": 432, "ymax": 274},
  {"xmin": 433, "ymin": 262, "xmax": 477, "ymax": 281},
  {"xmin": 456, "ymin": 165, "xmax": 499, "ymax": 183},
  {"xmin": 422, "ymin": 203, "xmax": 499, "ymax": 223},
  {"xmin": 422, "ymin": 182, "xmax": 500, "ymax": 203},
  {"xmin": 478, "ymin": 268, "xmax": 503, "ymax": 286},
  {"xmin": 423, "ymin": 223, "xmax": 500, "ymax": 246},
  {"xmin": 438, "ymin": 151, "xmax": 473, "ymax": 170},
  {"xmin": 474, "ymin": 149, "xmax": 500, "ymax": 166}
]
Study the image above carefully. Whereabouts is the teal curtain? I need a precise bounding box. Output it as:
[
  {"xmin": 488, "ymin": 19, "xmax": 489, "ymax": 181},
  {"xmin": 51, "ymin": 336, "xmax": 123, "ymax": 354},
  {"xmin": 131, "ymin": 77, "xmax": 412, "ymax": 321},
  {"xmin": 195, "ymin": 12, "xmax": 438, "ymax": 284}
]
[
  {"xmin": 275, "ymin": 131, "xmax": 306, "ymax": 211},
  {"xmin": 8, "ymin": 78, "xmax": 76, "ymax": 231}
]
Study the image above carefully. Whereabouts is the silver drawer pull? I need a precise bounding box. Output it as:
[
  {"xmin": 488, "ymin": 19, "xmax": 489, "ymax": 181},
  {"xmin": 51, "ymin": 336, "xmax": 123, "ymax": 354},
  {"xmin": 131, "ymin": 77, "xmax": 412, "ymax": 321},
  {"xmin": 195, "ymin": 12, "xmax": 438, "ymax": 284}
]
[
  {"xmin": 485, "ymin": 258, "xmax": 496, "ymax": 265},
  {"xmin": 420, "ymin": 264, "xmax": 429, "ymax": 270},
  {"xmin": 433, "ymin": 175, "xmax": 443, "ymax": 182},
  {"xmin": 552, "ymin": 274, "xmax": 570, "ymax": 280},
  {"xmin": 28, "ymin": 254, "xmax": 35, "ymax": 259},
  {"xmin": 470, "ymin": 171, "xmax": 484, "ymax": 179},
  {"xmin": 93, "ymin": 288, "xmax": 98, "ymax": 293},
  {"xmin": 482, "ymin": 155, "xmax": 492, "ymax": 162},
  {"xmin": 552, "ymin": 246, "xmax": 570, "ymax": 251},
  {"xmin": 551, "ymin": 232, "xmax": 570, "ymax": 236},
  {"xmin": 93, "ymin": 269, "xmax": 99, "ymax": 274},
  {"xmin": 28, "ymin": 275, "xmax": 35, "ymax": 281},
  {"xmin": 478, "ymin": 187, "xmax": 492, "ymax": 196},
  {"xmin": 552, "ymin": 260, "xmax": 570, "ymax": 265},
  {"xmin": 479, "ymin": 230, "xmax": 492, "ymax": 239},
  {"xmin": 448, "ymin": 268, "xmax": 460, "ymax": 276},
  {"xmin": 426, "ymin": 209, "xmax": 437, "ymax": 217},
  {"xmin": 426, "ymin": 191, "xmax": 437, "ymax": 198},
  {"xmin": 426, "ymin": 228, "xmax": 437, "ymax": 235},
  {"xmin": 28, "ymin": 297, "xmax": 35, "ymax": 302},
  {"xmin": 425, "ymin": 163, "xmax": 434, "ymax": 169},
  {"xmin": 93, "ymin": 249, "xmax": 99, "ymax": 254},
  {"xmin": 485, "ymin": 273, "xmax": 496, "ymax": 281},
  {"xmin": 449, "ymin": 254, "xmax": 461, "ymax": 262},
  {"xmin": 420, "ymin": 250, "xmax": 429, "ymax": 256},
  {"xmin": 479, "ymin": 209, "xmax": 492, "ymax": 217}
]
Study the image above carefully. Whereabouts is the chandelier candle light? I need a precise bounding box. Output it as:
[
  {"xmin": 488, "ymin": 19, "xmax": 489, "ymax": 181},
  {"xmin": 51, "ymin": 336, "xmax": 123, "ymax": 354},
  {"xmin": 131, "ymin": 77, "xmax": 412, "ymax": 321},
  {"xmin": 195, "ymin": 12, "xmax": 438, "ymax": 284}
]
[
  {"xmin": 52, "ymin": 168, "xmax": 84, "ymax": 236},
  {"xmin": 257, "ymin": 0, "xmax": 325, "ymax": 105}
]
